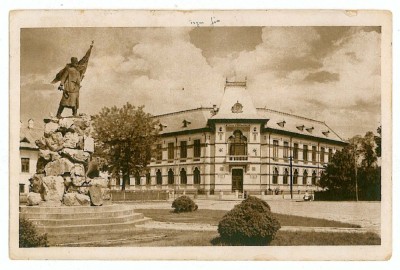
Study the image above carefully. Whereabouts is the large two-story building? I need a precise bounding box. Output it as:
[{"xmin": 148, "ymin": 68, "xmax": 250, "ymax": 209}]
[{"xmin": 146, "ymin": 80, "xmax": 347, "ymax": 195}]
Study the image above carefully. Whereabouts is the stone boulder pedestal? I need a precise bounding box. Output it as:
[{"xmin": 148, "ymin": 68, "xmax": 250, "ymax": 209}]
[
  {"xmin": 27, "ymin": 192, "xmax": 42, "ymax": 206},
  {"xmin": 89, "ymin": 185, "xmax": 103, "ymax": 206},
  {"xmin": 63, "ymin": 193, "xmax": 90, "ymax": 206},
  {"xmin": 42, "ymin": 176, "xmax": 65, "ymax": 202}
]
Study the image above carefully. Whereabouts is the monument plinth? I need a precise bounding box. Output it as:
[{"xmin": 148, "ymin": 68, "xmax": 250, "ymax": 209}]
[{"xmin": 26, "ymin": 114, "xmax": 111, "ymax": 207}]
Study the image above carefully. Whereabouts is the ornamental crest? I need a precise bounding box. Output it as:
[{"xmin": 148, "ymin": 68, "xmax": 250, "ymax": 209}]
[{"xmin": 231, "ymin": 101, "xmax": 243, "ymax": 113}]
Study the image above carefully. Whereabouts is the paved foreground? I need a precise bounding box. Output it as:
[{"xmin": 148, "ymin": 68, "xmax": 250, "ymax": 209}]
[{"xmin": 126, "ymin": 199, "xmax": 381, "ymax": 234}]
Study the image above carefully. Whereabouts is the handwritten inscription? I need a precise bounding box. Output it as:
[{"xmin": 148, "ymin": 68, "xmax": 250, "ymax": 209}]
[{"xmin": 189, "ymin": 17, "xmax": 221, "ymax": 27}]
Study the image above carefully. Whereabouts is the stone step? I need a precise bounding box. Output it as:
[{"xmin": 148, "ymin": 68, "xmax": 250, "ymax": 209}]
[
  {"xmin": 46, "ymin": 226, "xmax": 154, "ymax": 246},
  {"xmin": 36, "ymin": 217, "xmax": 152, "ymax": 235},
  {"xmin": 20, "ymin": 208, "xmax": 136, "ymax": 220},
  {"xmin": 19, "ymin": 204, "xmax": 130, "ymax": 214},
  {"xmin": 28, "ymin": 213, "xmax": 144, "ymax": 226}
]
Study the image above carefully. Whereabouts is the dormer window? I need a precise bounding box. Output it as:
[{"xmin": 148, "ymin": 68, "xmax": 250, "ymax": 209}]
[
  {"xmin": 306, "ymin": 127, "xmax": 314, "ymax": 133},
  {"xmin": 277, "ymin": 121, "xmax": 286, "ymax": 127},
  {"xmin": 159, "ymin": 123, "xmax": 167, "ymax": 131},
  {"xmin": 182, "ymin": 119, "xmax": 191, "ymax": 128},
  {"xmin": 322, "ymin": 130, "xmax": 330, "ymax": 137},
  {"xmin": 296, "ymin": 125, "xmax": 305, "ymax": 131}
]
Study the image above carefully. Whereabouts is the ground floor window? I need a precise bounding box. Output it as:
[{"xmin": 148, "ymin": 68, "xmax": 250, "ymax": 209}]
[
  {"xmin": 146, "ymin": 173, "xmax": 151, "ymax": 185},
  {"xmin": 168, "ymin": 169, "xmax": 174, "ymax": 185},
  {"xmin": 283, "ymin": 168, "xmax": 289, "ymax": 184},
  {"xmin": 272, "ymin": 167, "xmax": 278, "ymax": 184},
  {"xmin": 180, "ymin": 168, "xmax": 187, "ymax": 185},
  {"xmin": 312, "ymin": 170, "xmax": 317, "ymax": 185},
  {"xmin": 293, "ymin": 169, "xmax": 298, "ymax": 184},
  {"xmin": 156, "ymin": 169, "xmax": 162, "ymax": 185},
  {"xmin": 19, "ymin": 183, "xmax": 25, "ymax": 193},
  {"xmin": 303, "ymin": 170, "xmax": 308, "ymax": 185},
  {"xmin": 193, "ymin": 167, "xmax": 201, "ymax": 185}
]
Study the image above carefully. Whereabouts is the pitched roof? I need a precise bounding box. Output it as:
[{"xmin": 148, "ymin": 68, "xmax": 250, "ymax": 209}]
[
  {"xmin": 155, "ymin": 107, "xmax": 213, "ymax": 135},
  {"xmin": 20, "ymin": 126, "xmax": 43, "ymax": 149},
  {"xmin": 256, "ymin": 108, "xmax": 344, "ymax": 143}
]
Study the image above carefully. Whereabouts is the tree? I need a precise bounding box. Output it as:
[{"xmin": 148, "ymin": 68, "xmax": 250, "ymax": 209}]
[
  {"xmin": 319, "ymin": 146, "xmax": 356, "ymax": 198},
  {"xmin": 319, "ymin": 129, "xmax": 381, "ymax": 201},
  {"xmin": 92, "ymin": 103, "xmax": 159, "ymax": 190},
  {"xmin": 374, "ymin": 126, "xmax": 381, "ymax": 157}
]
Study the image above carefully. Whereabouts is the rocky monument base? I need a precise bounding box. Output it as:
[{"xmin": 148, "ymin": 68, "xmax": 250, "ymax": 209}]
[{"xmin": 26, "ymin": 114, "xmax": 111, "ymax": 207}]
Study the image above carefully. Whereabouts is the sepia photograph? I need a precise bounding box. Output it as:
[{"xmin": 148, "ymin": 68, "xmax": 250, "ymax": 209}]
[{"xmin": 9, "ymin": 10, "xmax": 392, "ymax": 260}]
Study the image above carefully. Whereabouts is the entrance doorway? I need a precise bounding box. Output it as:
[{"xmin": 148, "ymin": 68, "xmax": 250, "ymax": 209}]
[{"xmin": 232, "ymin": 168, "xmax": 243, "ymax": 192}]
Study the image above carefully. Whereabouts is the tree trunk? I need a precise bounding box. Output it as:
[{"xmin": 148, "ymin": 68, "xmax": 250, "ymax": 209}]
[{"xmin": 122, "ymin": 168, "xmax": 130, "ymax": 191}]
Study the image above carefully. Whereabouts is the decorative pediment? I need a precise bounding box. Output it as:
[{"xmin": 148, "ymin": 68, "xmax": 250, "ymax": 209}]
[
  {"xmin": 306, "ymin": 127, "xmax": 314, "ymax": 133},
  {"xmin": 322, "ymin": 130, "xmax": 330, "ymax": 137},
  {"xmin": 277, "ymin": 120, "xmax": 286, "ymax": 127},
  {"xmin": 296, "ymin": 125, "xmax": 305, "ymax": 131}
]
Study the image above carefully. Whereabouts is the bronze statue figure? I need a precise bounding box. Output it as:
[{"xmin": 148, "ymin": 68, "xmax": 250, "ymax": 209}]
[{"xmin": 52, "ymin": 41, "xmax": 94, "ymax": 118}]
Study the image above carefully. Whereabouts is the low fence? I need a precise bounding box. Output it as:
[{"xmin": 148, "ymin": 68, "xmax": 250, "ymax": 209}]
[{"xmin": 110, "ymin": 190, "xmax": 169, "ymax": 201}]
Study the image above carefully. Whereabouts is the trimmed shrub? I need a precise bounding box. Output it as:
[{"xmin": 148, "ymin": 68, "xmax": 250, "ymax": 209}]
[
  {"xmin": 217, "ymin": 196, "xmax": 281, "ymax": 245},
  {"xmin": 19, "ymin": 217, "xmax": 48, "ymax": 247},
  {"xmin": 172, "ymin": 195, "xmax": 198, "ymax": 213}
]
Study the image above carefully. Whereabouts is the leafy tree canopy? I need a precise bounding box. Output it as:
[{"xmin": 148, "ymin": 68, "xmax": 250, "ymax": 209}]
[{"xmin": 92, "ymin": 103, "xmax": 159, "ymax": 189}]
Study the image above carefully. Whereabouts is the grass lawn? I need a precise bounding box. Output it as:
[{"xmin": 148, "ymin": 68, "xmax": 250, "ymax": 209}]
[
  {"xmin": 135, "ymin": 208, "xmax": 361, "ymax": 228},
  {"xmin": 100, "ymin": 229, "xmax": 380, "ymax": 247}
]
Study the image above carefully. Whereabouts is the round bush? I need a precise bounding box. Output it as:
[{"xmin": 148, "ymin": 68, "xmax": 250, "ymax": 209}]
[
  {"xmin": 19, "ymin": 217, "xmax": 48, "ymax": 247},
  {"xmin": 172, "ymin": 195, "xmax": 198, "ymax": 213},
  {"xmin": 217, "ymin": 196, "xmax": 281, "ymax": 245}
]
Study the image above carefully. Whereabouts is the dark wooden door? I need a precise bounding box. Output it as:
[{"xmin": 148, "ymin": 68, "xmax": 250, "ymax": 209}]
[{"xmin": 232, "ymin": 169, "xmax": 243, "ymax": 192}]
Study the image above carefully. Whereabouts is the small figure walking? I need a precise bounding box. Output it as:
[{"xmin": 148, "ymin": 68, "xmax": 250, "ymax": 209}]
[{"xmin": 51, "ymin": 41, "xmax": 94, "ymax": 118}]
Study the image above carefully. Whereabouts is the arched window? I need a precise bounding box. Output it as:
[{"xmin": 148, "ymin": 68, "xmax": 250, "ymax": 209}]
[
  {"xmin": 168, "ymin": 169, "xmax": 174, "ymax": 185},
  {"xmin": 283, "ymin": 168, "xmax": 289, "ymax": 184},
  {"xmin": 156, "ymin": 169, "xmax": 162, "ymax": 185},
  {"xmin": 193, "ymin": 167, "xmax": 201, "ymax": 185},
  {"xmin": 303, "ymin": 170, "xmax": 308, "ymax": 185},
  {"xmin": 180, "ymin": 168, "xmax": 187, "ymax": 185},
  {"xmin": 272, "ymin": 167, "xmax": 279, "ymax": 184},
  {"xmin": 293, "ymin": 169, "xmax": 299, "ymax": 185},
  {"xmin": 228, "ymin": 130, "xmax": 247, "ymax": 156},
  {"xmin": 312, "ymin": 170, "xmax": 317, "ymax": 185}
]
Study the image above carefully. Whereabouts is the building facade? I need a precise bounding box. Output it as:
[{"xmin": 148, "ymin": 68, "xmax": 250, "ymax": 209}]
[
  {"xmin": 145, "ymin": 80, "xmax": 347, "ymax": 195},
  {"xmin": 19, "ymin": 119, "xmax": 43, "ymax": 194}
]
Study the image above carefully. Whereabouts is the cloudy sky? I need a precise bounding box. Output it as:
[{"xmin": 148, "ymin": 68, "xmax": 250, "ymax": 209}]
[{"xmin": 20, "ymin": 26, "xmax": 380, "ymax": 139}]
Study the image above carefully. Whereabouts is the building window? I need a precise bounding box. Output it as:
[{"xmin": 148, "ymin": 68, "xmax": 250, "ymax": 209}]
[
  {"xmin": 303, "ymin": 170, "xmax": 308, "ymax": 185},
  {"xmin": 283, "ymin": 168, "xmax": 289, "ymax": 184},
  {"xmin": 272, "ymin": 167, "xmax": 279, "ymax": 184},
  {"xmin": 320, "ymin": 147, "xmax": 325, "ymax": 163},
  {"xmin": 312, "ymin": 170, "xmax": 317, "ymax": 185},
  {"xmin": 193, "ymin": 139, "xmax": 201, "ymax": 158},
  {"xmin": 180, "ymin": 168, "xmax": 187, "ymax": 185},
  {"xmin": 293, "ymin": 169, "xmax": 299, "ymax": 185},
  {"xmin": 156, "ymin": 144, "xmax": 162, "ymax": 161},
  {"xmin": 135, "ymin": 174, "xmax": 141, "ymax": 186},
  {"xmin": 168, "ymin": 142, "xmax": 174, "ymax": 160},
  {"xmin": 328, "ymin": 148, "xmax": 333, "ymax": 162},
  {"xmin": 156, "ymin": 169, "xmax": 162, "ymax": 185},
  {"xmin": 228, "ymin": 130, "xmax": 247, "ymax": 156},
  {"xmin": 193, "ymin": 167, "xmax": 201, "ymax": 185},
  {"xmin": 312, "ymin": 146, "xmax": 317, "ymax": 164},
  {"xmin": 21, "ymin": 158, "xmax": 29, "ymax": 173},
  {"xmin": 303, "ymin": 145, "xmax": 308, "ymax": 162},
  {"xmin": 293, "ymin": 143, "xmax": 299, "ymax": 161},
  {"xmin": 283, "ymin": 141, "xmax": 289, "ymax": 161},
  {"xmin": 19, "ymin": 184, "xmax": 25, "ymax": 194},
  {"xmin": 168, "ymin": 169, "xmax": 174, "ymax": 185},
  {"xmin": 146, "ymin": 173, "xmax": 151, "ymax": 186},
  {"xmin": 180, "ymin": 141, "xmax": 187, "ymax": 159},
  {"xmin": 272, "ymin": 140, "xmax": 279, "ymax": 161}
]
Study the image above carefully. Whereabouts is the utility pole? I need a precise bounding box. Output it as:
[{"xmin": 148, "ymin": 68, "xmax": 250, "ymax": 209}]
[
  {"xmin": 354, "ymin": 144, "xmax": 359, "ymax": 202},
  {"xmin": 289, "ymin": 156, "xmax": 293, "ymax": 199}
]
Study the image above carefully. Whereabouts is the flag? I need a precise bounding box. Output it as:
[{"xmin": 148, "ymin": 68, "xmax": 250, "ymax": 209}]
[{"xmin": 51, "ymin": 43, "xmax": 93, "ymax": 84}]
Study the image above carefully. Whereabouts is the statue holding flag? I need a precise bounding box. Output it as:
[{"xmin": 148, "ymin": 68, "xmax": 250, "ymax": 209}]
[{"xmin": 52, "ymin": 41, "xmax": 94, "ymax": 118}]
